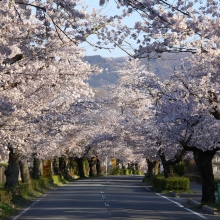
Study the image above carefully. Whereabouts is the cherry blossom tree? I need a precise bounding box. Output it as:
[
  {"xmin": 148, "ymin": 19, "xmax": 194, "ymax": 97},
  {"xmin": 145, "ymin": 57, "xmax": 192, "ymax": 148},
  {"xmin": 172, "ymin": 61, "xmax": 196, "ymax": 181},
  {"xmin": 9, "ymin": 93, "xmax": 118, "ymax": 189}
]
[
  {"xmin": 98, "ymin": 0, "xmax": 220, "ymax": 58},
  {"xmin": 1, "ymin": 0, "xmax": 108, "ymax": 186},
  {"xmin": 111, "ymin": 57, "xmax": 189, "ymax": 177},
  {"xmin": 97, "ymin": 0, "xmax": 220, "ymax": 203},
  {"xmin": 153, "ymin": 61, "xmax": 220, "ymax": 202},
  {"xmin": 109, "ymin": 58, "xmax": 160, "ymax": 172}
]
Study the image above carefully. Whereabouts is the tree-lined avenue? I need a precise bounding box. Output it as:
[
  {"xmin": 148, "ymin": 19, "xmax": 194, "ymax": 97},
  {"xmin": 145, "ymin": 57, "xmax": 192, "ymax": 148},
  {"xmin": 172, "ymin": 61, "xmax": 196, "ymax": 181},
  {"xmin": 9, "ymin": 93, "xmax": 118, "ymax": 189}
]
[{"xmin": 10, "ymin": 176, "xmax": 219, "ymax": 220}]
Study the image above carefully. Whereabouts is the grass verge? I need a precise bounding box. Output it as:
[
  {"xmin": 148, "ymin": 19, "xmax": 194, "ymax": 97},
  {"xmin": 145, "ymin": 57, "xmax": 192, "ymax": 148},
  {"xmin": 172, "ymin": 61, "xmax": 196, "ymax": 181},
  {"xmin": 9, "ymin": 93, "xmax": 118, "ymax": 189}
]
[{"xmin": 0, "ymin": 175, "xmax": 68, "ymax": 220}]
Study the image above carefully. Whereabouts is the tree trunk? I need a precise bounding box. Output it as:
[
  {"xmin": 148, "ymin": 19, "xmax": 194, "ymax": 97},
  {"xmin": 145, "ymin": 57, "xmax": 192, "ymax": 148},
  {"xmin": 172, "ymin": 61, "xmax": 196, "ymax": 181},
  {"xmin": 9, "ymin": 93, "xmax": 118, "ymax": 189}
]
[
  {"xmin": 19, "ymin": 160, "xmax": 30, "ymax": 183},
  {"xmin": 96, "ymin": 158, "xmax": 101, "ymax": 175},
  {"xmin": 52, "ymin": 157, "xmax": 60, "ymax": 175},
  {"xmin": 4, "ymin": 145, "xmax": 19, "ymax": 188},
  {"xmin": 76, "ymin": 157, "xmax": 86, "ymax": 178},
  {"xmin": 68, "ymin": 157, "xmax": 79, "ymax": 178},
  {"xmin": 193, "ymin": 149, "xmax": 216, "ymax": 203},
  {"xmin": 127, "ymin": 163, "xmax": 131, "ymax": 169},
  {"xmin": 146, "ymin": 159, "xmax": 159, "ymax": 178},
  {"xmin": 159, "ymin": 148, "xmax": 186, "ymax": 178},
  {"xmin": 32, "ymin": 158, "xmax": 42, "ymax": 179},
  {"xmin": 59, "ymin": 156, "xmax": 67, "ymax": 177},
  {"xmin": 88, "ymin": 157, "xmax": 97, "ymax": 177},
  {"xmin": 163, "ymin": 164, "xmax": 174, "ymax": 178}
]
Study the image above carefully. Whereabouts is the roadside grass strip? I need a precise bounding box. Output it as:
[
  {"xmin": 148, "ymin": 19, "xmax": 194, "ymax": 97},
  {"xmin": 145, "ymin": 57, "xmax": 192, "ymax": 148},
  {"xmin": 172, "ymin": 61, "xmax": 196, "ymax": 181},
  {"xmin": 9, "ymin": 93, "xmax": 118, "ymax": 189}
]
[
  {"xmin": 12, "ymin": 199, "xmax": 41, "ymax": 220},
  {"xmin": 156, "ymin": 193, "xmax": 207, "ymax": 219},
  {"xmin": 12, "ymin": 194, "xmax": 47, "ymax": 220}
]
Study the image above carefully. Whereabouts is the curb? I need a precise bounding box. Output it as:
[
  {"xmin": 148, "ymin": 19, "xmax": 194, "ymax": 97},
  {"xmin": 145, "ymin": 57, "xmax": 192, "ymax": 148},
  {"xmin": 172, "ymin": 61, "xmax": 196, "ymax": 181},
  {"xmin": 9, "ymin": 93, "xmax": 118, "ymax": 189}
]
[
  {"xmin": 168, "ymin": 193, "xmax": 220, "ymax": 216},
  {"xmin": 168, "ymin": 191, "xmax": 179, "ymax": 197},
  {"xmin": 187, "ymin": 199, "xmax": 220, "ymax": 215},
  {"xmin": 187, "ymin": 198, "xmax": 200, "ymax": 208}
]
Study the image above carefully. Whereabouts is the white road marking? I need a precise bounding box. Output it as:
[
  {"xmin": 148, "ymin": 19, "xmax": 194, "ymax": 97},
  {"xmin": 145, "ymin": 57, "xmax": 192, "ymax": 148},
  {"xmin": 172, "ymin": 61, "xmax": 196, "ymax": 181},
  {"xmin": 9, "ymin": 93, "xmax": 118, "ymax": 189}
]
[
  {"xmin": 12, "ymin": 194, "xmax": 47, "ymax": 220},
  {"xmin": 12, "ymin": 199, "xmax": 40, "ymax": 220},
  {"xmin": 155, "ymin": 193, "xmax": 207, "ymax": 219},
  {"xmin": 156, "ymin": 193, "xmax": 184, "ymax": 208},
  {"xmin": 104, "ymin": 202, "xmax": 109, "ymax": 207},
  {"xmin": 184, "ymin": 208, "xmax": 207, "ymax": 219}
]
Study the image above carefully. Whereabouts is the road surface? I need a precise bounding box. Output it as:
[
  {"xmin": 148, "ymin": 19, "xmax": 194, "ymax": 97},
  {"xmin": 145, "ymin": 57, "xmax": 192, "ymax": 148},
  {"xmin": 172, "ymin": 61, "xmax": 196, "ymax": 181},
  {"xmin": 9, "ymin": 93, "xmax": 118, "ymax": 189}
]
[{"xmin": 10, "ymin": 176, "xmax": 220, "ymax": 220}]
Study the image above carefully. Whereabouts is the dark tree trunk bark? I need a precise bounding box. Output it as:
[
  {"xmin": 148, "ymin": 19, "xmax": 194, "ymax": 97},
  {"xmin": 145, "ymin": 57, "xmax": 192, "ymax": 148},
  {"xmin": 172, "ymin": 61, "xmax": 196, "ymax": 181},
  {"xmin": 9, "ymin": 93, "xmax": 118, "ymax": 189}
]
[
  {"xmin": 59, "ymin": 156, "xmax": 67, "ymax": 177},
  {"xmin": 127, "ymin": 163, "xmax": 131, "ymax": 169},
  {"xmin": 68, "ymin": 157, "xmax": 79, "ymax": 177},
  {"xmin": 4, "ymin": 145, "xmax": 19, "ymax": 188},
  {"xmin": 96, "ymin": 158, "xmax": 101, "ymax": 175},
  {"xmin": 163, "ymin": 164, "xmax": 174, "ymax": 178},
  {"xmin": 88, "ymin": 157, "xmax": 97, "ymax": 177},
  {"xmin": 193, "ymin": 149, "xmax": 216, "ymax": 203},
  {"xmin": 53, "ymin": 157, "xmax": 60, "ymax": 175},
  {"xmin": 159, "ymin": 148, "xmax": 186, "ymax": 178},
  {"xmin": 32, "ymin": 158, "xmax": 42, "ymax": 179},
  {"xmin": 19, "ymin": 160, "xmax": 30, "ymax": 183},
  {"xmin": 76, "ymin": 157, "xmax": 86, "ymax": 178},
  {"xmin": 146, "ymin": 159, "xmax": 159, "ymax": 178}
]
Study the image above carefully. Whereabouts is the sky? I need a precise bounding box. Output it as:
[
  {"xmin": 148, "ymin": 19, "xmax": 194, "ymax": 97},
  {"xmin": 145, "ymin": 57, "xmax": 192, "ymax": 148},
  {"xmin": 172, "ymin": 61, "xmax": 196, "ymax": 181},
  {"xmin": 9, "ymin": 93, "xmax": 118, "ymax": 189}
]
[{"xmin": 80, "ymin": 0, "xmax": 141, "ymax": 58}]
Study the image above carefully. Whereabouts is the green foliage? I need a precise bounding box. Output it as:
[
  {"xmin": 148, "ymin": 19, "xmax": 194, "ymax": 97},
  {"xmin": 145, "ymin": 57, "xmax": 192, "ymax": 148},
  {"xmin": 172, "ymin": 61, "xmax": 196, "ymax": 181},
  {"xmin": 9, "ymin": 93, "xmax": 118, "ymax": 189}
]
[
  {"xmin": 82, "ymin": 158, "xmax": 89, "ymax": 177},
  {"xmin": 0, "ymin": 190, "xmax": 12, "ymax": 204},
  {"xmin": 132, "ymin": 170, "xmax": 144, "ymax": 175},
  {"xmin": 109, "ymin": 168, "xmax": 119, "ymax": 175},
  {"xmin": 68, "ymin": 160, "xmax": 79, "ymax": 177},
  {"xmin": 125, "ymin": 169, "xmax": 132, "ymax": 175},
  {"xmin": 152, "ymin": 175, "xmax": 190, "ymax": 192},
  {"xmin": 52, "ymin": 175, "xmax": 68, "ymax": 185},
  {"xmin": 109, "ymin": 168, "xmax": 143, "ymax": 175},
  {"xmin": 142, "ymin": 176, "xmax": 153, "ymax": 185},
  {"xmin": 174, "ymin": 163, "xmax": 186, "ymax": 176},
  {"xmin": 18, "ymin": 178, "xmax": 51, "ymax": 198},
  {"xmin": 214, "ymin": 179, "xmax": 220, "ymax": 191},
  {"xmin": 31, "ymin": 177, "xmax": 50, "ymax": 192},
  {"xmin": 0, "ymin": 203, "xmax": 14, "ymax": 219},
  {"xmin": 0, "ymin": 175, "xmax": 67, "ymax": 219},
  {"xmin": 0, "ymin": 174, "xmax": 69, "ymax": 219},
  {"xmin": 0, "ymin": 162, "xmax": 8, "ymax": 167},
  {"xmin": 19, "ymin": 183, "xmax": 32, "ymax": 198}
]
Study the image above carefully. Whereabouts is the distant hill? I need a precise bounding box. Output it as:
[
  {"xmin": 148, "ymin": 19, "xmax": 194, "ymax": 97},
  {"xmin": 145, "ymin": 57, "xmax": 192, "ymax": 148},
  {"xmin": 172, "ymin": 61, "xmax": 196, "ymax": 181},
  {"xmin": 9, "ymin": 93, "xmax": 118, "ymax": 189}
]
[
  {"xmin": 84, "ymin": 53, "xmax": 189, "ymax": 91},
  {"xmin": 84, "ymin": 55, "xmax": 120, "ymax": 88}
]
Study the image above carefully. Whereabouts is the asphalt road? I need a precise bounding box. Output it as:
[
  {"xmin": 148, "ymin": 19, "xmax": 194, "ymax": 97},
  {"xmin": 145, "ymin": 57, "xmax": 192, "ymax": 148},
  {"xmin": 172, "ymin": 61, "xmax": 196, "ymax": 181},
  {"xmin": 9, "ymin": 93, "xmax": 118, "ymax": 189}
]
[{"xmin": 10, "ymin": 176, "xmax": 220, "ymax": 220}]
